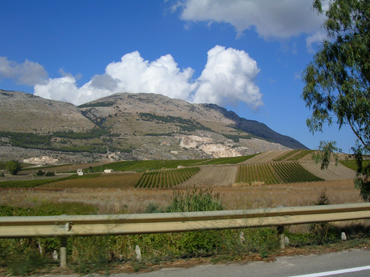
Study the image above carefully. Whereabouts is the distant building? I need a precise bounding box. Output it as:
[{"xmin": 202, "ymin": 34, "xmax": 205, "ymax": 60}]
[
  {"xmin": 104, "ymin": 169, "xmax": 114, "ymax": 173},
  {"xmin": 77, "ymin": 169, "xmax": 84, "ymax": 176}
]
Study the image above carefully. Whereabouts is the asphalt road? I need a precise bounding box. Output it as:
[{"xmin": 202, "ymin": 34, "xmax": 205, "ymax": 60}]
[{"xmin": 109, "ymin": 249, "xmax": 370, "ymax": 277}]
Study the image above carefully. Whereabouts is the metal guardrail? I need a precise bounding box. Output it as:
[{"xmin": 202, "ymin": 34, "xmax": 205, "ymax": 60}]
[{"xmin": 1, "ymin": 202, "xmax": 370, "ymax": 267}]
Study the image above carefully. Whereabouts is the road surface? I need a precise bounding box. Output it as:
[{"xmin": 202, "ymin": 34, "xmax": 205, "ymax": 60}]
[{"xmin": 110, "ymin": 249, "xmax": 370, "ymax": 277}]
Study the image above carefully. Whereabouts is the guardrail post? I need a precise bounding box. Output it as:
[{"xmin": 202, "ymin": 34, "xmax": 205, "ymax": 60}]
[
  {"xmin": 60, "ymin": 237, "xmax": 68, "ymax": 267},
  {"xmin": 277, "ymin": 225, "xmax": 285, "ymax": 249}
]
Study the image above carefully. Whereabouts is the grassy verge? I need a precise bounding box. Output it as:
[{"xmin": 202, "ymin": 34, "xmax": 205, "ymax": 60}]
[{"xmin": 0, "ymin": 188, "xmax": 369, "ymax": 275}]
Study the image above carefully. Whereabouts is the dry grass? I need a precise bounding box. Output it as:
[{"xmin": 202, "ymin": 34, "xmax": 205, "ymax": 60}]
[
  {"xmin": 0, "ymin": 178, "xmax": 365, "ymax": 235},
  {"xmin": 218, "ymin": 179, "xmax": 362, "ymax": 210},
  {"xmin": 0, "ymin": 179, "xmax": 362, "ymax": 215}
]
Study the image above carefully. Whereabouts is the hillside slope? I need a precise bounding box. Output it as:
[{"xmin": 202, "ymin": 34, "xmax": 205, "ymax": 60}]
[
  {"xmin": 0, "ymin": 90, "xmax": 307, "ymax": 163},
  {"xmin": 0, "ymin": 89, "xmax": 95, "ymax": 133}
]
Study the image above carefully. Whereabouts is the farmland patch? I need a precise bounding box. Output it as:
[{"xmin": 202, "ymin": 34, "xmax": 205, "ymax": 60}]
[
  {"xmin": 40, "ymin": 173, "xmax": 141, "ymax": 189},
  {"xmin": 135, "ymin": 167, "xmax": 200, "ymax": 188},
  {"xmin": 237, "ymin": 162, "xmax": 323, "ymax": 185}
]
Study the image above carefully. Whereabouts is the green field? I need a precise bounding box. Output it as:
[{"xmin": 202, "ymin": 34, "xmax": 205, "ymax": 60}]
[
  {"xmin": 90, "ymin": 154, "xmax": 257, "ymax": 173},
  {"xmin": 237, "ymin": 162, "xmax": 324, "ymax": 184},
  {"xmin": 340, "ymin": 160, "xmax": 370, "ymax": 173},
  {"xmin": 196, "ymin": 154, "xmax": 258, "ymax": 165}
]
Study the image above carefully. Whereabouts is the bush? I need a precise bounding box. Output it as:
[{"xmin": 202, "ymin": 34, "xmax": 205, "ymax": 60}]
[
  {"xmin": 6, "ymin": 247, "xmax": 50, "ymax": 276},
  {"xmin": 35, "ymin": 170, "xmax": 45, "ymax": 176},
  {"xmin": 309, "ymin": 189, "xmax": 340, "ymax": 244},
  {"xmin": 45, "ymin": 171, "xmax": 55, "ymax": 177},
  {"xmin": 166, "ymin": 187, "xmax": 223, "ymax": 212},
  {"xmin": 144, "ymin": 203, "xmax": 162, "ymax": 213},
  {"xmin": 6, "ymin": 160, "xmax": 21, "ymax": 175},
  {"xmin": 0, "ymin": 172, "xmax": 4, "ymax": 177}
]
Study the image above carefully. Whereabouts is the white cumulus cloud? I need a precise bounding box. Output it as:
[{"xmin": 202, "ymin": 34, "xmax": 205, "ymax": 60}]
[
  {"xmin": 192, "ymin": 46, "xmax": 262, "ymax": 108},
  {"xmin": 0, "ymin": 56, "xmax": 47, "ymax": 86},
  {"xmin": 173, "ymin": 0, "xmax": 327, "ymax": 46},
  {"xmin": 33, "ymin": 46, "xmax": 263, "ymax": 109}
]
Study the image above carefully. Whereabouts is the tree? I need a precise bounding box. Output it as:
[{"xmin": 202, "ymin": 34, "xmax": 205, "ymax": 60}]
[
  {"xmin": 6, "ymin": 160, "xmax": 22, "ymax": 175},
  {"xmin": 302, "ymin": 0, "xmax": 370, "ymax": 200}
]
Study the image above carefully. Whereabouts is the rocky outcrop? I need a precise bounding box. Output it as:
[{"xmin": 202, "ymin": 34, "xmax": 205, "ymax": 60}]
[
  {"xmin": 199, "ymin": 144, "xmax": 242, "ymax": 158},
  {"xmin": 23, "ymin": 156, "xmax": 58, "ymax": 165},
  {"xmin": 178, "ymin": 135, "xmax": 213, "ymax": 148}
]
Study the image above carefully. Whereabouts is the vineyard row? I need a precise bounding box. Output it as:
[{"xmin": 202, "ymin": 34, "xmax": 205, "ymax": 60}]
[
  {"xmin": 135, "ymin": 167, "xmax": 200, "ymax": 188},
  {"xmin": 237, "ymin": 162, "xmax": 324, "ymax": 184}
]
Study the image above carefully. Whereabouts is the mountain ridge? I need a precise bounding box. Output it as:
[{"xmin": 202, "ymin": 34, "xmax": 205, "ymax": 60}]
[{"xmin": 0, "ymin": 89, "xmax": 307, "ymax": 163}]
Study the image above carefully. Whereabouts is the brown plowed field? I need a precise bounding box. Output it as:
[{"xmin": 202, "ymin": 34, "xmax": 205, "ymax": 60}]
[
  {"xmin": 300, "ymin": 161, "xmax": 357, "ymax": 181},
  {"xmin": 180, "ymin": 165, "xmax": 238, "ymax": 187}
]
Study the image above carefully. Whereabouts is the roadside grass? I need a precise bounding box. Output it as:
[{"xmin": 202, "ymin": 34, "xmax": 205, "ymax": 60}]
[
  {"xmin": 0, "ymin": 173, "xmax": 100, "ymax": 188},
  {"xmin": 0, "ymin": 187, "xmax": 369, "ymax": 276}
]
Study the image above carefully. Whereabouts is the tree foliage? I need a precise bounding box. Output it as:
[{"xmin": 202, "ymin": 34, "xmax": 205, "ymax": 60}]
[
  {"xmin": 302, "ymin": 0, "xmax": 370, "ymax": 200},
  {"xmin": 6, "ymin": 160, "xmax": 21, "ymax": 175},
  {"xmin": 312, "ymin": 141, "xmax": 340, "ymax": 170}
]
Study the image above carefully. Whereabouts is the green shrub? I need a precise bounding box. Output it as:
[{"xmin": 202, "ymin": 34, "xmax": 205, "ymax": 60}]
[
  {"xmin": 144, "ymin": 203, "xmax": 163, "ymax": 213},
  {"xmin": 6, "ymin": 247, "xmax": 50, "ymax": 276},
  {"xmin": 309, "ymin": 189, "xmax": 340, "ymax": 244},
  {"xmin": 166, "ymin": 187, "xmax": 223, "ymax": 212},
  {"xmin": 0, "ymin": 172, "xmax": 4, "ymax": 177},
  {"xmin": 6, "ymin": 160, "xmax": 21, "ymax": 175},
  {"xmin": 35, "ymin": 170, "xmax": 45, "ymax": 176},
  {"xmin": 45, "ymin": 171, "xmax": 55, "ymax": 177}
]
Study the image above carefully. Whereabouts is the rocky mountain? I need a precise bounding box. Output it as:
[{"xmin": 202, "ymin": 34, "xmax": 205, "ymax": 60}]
[
  {"xmin": 0, "ymin": 89, "xmax": 307, "ymax": 163},
  {"xmin": 0, "ymin": 89, "xmax": 95, "ymax": 133}
]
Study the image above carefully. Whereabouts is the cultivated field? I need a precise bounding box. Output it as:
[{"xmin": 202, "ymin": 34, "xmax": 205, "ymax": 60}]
[
  {"xmin": 0, "ymin": 150, "xmax": 362, "ymax": 214},
  {"xmin": 180, "ymin": 165, "xmax": 239, "ymax": 187},
  {"xmin": 40, "ymin": 172, "xmax": 142, "ymax": 189}
]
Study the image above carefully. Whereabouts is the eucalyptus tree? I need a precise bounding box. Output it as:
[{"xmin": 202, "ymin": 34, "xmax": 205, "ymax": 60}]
[{"xmin": 302, "ymin": 0, "xmax": 370, "ymax": 200}]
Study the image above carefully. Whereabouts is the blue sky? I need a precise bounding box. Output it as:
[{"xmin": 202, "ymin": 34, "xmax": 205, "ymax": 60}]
[{"xmin": 0, "ymin": 0, "xmax": 357, "ymax": 152}]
